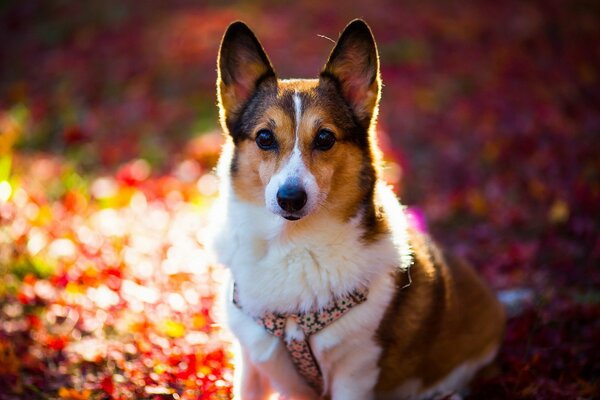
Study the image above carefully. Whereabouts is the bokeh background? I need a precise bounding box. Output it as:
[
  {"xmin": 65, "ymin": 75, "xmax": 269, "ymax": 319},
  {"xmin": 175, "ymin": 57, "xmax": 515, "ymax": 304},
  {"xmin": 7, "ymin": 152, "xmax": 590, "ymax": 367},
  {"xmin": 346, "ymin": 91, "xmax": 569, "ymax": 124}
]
[{"xmin": 1, "ymin": 0, "xmax": 599, "ymax": 398}]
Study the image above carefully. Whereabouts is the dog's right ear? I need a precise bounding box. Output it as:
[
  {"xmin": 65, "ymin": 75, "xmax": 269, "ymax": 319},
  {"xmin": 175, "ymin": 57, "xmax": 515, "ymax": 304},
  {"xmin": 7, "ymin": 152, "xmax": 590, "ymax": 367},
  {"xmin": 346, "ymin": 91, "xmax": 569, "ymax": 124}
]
[{"xmin": 217, "ymin": 22, "xmax": 276, "ymax": 121}]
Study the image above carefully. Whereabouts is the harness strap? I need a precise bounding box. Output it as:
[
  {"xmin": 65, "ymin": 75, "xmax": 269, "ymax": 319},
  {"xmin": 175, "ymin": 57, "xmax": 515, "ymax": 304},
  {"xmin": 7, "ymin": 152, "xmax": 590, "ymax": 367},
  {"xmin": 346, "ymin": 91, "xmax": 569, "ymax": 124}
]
[{"xmin": 233, "ymin": 284, "xmax": 368, "ymax": 395}]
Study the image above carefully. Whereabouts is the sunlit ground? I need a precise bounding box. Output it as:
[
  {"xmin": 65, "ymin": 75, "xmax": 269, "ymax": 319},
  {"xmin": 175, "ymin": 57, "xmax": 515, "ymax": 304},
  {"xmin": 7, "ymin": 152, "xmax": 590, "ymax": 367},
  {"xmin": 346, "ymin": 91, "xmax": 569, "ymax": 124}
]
[
  {"xmin": 0, "ymin": 132, "xmax": 234, "ymax": 398},
  {"xmin": 1, "ymin": 0, "xmax": 599, "ymax": 399}
]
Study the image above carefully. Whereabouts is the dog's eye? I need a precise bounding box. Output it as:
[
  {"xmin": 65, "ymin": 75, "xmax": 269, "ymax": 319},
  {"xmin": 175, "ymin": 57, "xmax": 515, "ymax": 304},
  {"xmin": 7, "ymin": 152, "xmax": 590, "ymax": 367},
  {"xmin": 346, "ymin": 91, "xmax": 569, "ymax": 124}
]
[
  {"xmin": 313, "ymin": 129, "xmax": 336, "ymax": 151},
  {"xmin": 256, "ymin": 129, "xmax": 277, "ymax": 150}
]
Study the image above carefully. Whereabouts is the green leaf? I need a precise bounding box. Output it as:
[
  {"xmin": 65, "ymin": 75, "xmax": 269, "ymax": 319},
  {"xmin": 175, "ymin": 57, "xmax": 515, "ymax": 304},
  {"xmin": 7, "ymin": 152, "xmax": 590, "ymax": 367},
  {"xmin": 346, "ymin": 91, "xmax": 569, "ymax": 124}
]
[{"xmin": 0, "ymin": 154, "xmax": 11, "ymax": 181}]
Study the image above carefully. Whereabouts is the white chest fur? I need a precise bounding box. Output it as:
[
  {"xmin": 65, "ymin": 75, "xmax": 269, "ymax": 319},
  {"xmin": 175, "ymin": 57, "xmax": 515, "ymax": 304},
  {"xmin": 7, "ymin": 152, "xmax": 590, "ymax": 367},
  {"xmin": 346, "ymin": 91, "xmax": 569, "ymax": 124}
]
[{"xmin": 211, "ymin": 182, "xmax": 412, "ymax": 399}]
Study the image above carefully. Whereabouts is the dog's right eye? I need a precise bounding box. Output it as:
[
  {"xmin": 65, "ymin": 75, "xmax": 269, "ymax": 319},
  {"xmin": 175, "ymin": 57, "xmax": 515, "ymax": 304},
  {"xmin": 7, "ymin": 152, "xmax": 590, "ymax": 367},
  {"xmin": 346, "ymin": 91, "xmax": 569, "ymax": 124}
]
[{"xmin": 256, "ymin": 129, "xmax": 277, "ymax": 150}]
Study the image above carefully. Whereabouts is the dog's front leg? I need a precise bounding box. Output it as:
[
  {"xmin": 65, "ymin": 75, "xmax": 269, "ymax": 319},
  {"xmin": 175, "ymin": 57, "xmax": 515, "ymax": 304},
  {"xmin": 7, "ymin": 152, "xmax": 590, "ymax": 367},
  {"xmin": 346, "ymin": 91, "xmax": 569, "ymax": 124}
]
[
  {"xmin": 248, "ymin": 337, "xmax": 319, "ymax": 400},
  {"xmin": 233, "ymin": 345, "xmax": 274, "ymax": 400},
  {"xmin": 328, "ymin": 337, "xmax": 381, "ymax": 400},
  {"xmin": 229, "ymin": 305, "xmax": 318, "ymax": 399}
]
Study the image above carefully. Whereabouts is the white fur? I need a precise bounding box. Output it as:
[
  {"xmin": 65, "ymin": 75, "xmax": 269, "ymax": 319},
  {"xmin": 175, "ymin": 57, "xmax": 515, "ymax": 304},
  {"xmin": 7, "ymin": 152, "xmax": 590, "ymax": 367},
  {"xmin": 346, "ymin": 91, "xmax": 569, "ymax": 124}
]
[
  {"xmin": 293, "ymin": 90, "xmax": 302, "ymax": 138},
  {"xmin": 285, "ymin": 317, "xmax": 306, "ymax": 343}
]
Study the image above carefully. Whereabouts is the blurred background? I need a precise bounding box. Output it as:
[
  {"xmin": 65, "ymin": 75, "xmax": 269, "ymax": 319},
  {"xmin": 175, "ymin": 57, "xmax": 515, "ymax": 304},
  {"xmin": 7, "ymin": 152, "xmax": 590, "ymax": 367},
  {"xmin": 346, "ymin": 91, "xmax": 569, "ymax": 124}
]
[{"xmin": 0, "ymin": 0, "xmax": 598, "ymax": 399}]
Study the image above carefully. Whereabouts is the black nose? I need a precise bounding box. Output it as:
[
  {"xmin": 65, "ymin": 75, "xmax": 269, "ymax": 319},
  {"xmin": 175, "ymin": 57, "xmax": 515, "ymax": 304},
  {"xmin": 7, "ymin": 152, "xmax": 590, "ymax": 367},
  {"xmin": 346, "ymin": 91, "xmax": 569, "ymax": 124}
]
[{"xmin": 277, "ymin": 184, "xmax": 307, "ymax": 213}]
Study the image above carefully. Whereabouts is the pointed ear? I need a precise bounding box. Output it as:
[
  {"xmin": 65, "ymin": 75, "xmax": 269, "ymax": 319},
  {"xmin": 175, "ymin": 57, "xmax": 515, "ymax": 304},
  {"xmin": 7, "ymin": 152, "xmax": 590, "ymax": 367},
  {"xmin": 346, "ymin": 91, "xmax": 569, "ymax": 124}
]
[
  {"xmin": 321, "ymin": 19, "xmax": 381, "ymax": 127},
  {"xmin": 217, "ymin": 21, "xmax": 276, "ymax": 117}
]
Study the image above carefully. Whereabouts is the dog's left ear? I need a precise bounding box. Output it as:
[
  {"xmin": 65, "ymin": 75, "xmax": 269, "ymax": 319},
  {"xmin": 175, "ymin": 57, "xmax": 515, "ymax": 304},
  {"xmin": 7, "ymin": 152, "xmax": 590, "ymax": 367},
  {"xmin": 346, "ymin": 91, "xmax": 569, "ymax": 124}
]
[
  {"xmin": 321, "ymin": 19, "xmax": 381, "ymax": 128},
  {"xmin": 217, "ymin": 21, "xmax": 276, "ymax": 119}
]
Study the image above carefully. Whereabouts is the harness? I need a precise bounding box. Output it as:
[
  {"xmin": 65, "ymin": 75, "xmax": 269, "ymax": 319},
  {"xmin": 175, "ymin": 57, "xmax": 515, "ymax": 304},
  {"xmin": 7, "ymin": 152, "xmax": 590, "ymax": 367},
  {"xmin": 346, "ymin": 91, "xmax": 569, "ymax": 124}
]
[{"xmin": 233, "ymin": 284, "xmax": 369, "ymax": 395}]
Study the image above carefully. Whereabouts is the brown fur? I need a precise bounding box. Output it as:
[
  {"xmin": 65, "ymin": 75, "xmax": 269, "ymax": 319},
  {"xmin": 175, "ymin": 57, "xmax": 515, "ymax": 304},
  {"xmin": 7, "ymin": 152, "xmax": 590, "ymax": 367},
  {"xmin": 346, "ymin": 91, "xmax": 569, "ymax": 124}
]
[{"xmin": 375, "ymin": 227, "xmax": 506, "ymax": 393}]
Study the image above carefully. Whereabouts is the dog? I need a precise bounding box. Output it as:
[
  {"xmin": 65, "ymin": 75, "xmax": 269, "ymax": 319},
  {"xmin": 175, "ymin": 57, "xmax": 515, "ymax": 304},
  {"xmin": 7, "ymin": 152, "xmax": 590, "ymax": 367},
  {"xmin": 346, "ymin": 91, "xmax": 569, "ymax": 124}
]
[{"xmin": 210, "ymin": 19, "xmax": 506, "ymax": 400}]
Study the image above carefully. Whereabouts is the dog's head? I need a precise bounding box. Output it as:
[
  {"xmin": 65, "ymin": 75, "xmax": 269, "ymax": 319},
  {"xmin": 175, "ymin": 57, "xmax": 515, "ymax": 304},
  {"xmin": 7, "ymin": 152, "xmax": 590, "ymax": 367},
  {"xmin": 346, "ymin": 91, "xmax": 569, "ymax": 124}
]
[{"xmin": 217, "ymin": 20, "xmax": 381, "ymax": 222}]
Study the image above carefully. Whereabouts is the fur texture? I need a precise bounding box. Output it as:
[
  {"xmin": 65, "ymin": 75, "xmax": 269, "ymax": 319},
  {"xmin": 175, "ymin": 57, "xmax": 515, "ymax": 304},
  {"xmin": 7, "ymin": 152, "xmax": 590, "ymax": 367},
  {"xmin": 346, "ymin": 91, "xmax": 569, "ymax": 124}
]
[{"xmin": 210, "ymin": 19, "xmax": 505, "ymax": 399}]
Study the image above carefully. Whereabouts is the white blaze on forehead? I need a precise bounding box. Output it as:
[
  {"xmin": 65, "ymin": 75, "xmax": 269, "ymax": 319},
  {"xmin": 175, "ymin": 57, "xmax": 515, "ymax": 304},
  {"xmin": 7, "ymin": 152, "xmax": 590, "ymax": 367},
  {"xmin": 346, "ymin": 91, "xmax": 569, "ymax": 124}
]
[
  {"xmin": 283, "ymin": 91, "xmax": 306, "ymax": 180},
  {"xmin": 293, "ymin": 90, "xmax": 302, "ymax": 140}
]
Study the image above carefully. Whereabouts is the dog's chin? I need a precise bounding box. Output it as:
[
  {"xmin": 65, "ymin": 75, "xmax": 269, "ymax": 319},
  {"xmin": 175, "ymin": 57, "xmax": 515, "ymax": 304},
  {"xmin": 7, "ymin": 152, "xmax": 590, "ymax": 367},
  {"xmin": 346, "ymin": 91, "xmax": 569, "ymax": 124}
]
[{"xmin": 266, "ymin": 203, "xmax": 312, "ymax": 221}]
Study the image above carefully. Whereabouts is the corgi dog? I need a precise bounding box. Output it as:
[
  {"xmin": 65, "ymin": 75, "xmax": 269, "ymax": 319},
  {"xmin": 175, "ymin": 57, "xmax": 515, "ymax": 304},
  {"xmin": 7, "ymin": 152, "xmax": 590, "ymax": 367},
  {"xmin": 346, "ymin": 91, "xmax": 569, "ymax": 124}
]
[{"xmin": 211, "ymin": 19, "xmax": 505, "ymax": 400}]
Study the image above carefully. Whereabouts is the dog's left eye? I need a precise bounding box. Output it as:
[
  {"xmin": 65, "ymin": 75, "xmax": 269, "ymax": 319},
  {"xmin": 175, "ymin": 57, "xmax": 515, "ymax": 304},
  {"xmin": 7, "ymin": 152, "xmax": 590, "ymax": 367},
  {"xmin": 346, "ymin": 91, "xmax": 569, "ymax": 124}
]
[
  {"xmin": 256, "ymin": 129, "xmax": 277, "ymax": 150},
  {"xmin": 313, "ymin": 129, "xmax": 336, "ymax": 151}
]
